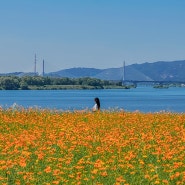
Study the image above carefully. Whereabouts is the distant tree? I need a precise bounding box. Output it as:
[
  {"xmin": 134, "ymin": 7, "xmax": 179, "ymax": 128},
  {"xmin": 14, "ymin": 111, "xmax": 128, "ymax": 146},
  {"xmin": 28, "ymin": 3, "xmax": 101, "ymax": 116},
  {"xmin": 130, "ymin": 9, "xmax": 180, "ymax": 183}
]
[
  {"xmin": 0, "ymin": 75, "xmax": 120, "ymax": 90},
  {"xmin": 0, "ymin": 76, "xmax": 20, "ymax": 90},
  {"xmin": 21, "ymin": 76, "xmax": 51, "ymax": 86},
  {"xmin": 43, "ymin": 76, "xmax": 52, "ymax": 85},
  {"xmin": 52, "ymin": 77, "xmax": 74, "ymax": 85},
  {"xmin": 21, "ymin": 76, "xmax": 34, "ymax": 85},
  {"xmin": 81, "ymin": 77, "xmax": 101, "ymax": 86},
  {"xmin": 20, "ymin": 81, "xmax": 29, "ymax": 90}
]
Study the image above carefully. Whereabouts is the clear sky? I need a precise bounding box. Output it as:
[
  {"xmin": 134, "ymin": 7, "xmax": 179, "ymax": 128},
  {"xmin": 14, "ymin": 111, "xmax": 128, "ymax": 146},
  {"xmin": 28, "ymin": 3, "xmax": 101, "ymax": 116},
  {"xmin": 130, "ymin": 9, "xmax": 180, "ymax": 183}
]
[{"xmin": 0, "ymin": 0, "xmax": 185, "ymax": 73}]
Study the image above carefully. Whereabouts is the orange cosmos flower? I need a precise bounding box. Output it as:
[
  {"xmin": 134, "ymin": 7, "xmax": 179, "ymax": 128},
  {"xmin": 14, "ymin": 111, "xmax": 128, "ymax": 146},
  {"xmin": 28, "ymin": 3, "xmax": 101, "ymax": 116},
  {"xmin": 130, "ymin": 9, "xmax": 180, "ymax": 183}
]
[
  {"xmin": 162, "ymin": 180, "xmax": 169, "ymax": 184},
  {"xmin": 52, "ymin": 181, "xmax": 60, "ymax": 184},
  {"xmin": 44, "ymin": 166, "xmax": 51, "ymax": 173},
  {"xmin": 100, "ymin": 171, "xmax": 108, "ymax": 177},
  {"xmin": 94, "ymin": 159, "xmax": 104, "ymax": 168},
  {"xmin": 19, "ymin": 160, "xmax": 26, "ymax": 167}
]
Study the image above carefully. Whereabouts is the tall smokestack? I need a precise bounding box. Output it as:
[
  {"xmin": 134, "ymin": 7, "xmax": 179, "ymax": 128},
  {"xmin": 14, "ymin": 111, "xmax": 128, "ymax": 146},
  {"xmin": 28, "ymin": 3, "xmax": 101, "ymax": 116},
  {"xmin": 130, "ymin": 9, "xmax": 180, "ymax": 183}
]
[
  {"xmin": 42, "ymin": 59, "xmax": 45, "ymax": 76},
  {"xmin": 34, "ymin": 54, "xmax": 37, "ymax": 75}
]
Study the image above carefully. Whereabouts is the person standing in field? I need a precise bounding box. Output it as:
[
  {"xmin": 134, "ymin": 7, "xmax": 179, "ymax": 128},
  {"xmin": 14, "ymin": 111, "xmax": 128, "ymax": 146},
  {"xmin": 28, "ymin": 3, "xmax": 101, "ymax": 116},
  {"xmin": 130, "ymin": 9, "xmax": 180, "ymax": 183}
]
[{"xmin": 92, "ymin": 97, "xmax": 100, "ymax": 111}]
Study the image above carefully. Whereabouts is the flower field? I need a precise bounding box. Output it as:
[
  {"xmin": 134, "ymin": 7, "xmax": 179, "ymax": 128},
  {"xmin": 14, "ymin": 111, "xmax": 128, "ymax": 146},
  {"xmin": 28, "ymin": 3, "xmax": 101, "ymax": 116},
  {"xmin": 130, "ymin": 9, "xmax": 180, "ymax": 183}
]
[{"xmin": 0, "ymin": 109, "xmax": 185, "ymax": 185}]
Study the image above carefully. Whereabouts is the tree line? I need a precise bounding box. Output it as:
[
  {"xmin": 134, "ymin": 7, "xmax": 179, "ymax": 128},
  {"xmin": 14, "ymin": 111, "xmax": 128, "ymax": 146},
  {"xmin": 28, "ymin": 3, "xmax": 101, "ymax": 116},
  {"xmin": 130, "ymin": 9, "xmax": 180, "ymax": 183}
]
[{"xmin": 0, "ymin": 76, "xmax": 122, "ymax": 90}]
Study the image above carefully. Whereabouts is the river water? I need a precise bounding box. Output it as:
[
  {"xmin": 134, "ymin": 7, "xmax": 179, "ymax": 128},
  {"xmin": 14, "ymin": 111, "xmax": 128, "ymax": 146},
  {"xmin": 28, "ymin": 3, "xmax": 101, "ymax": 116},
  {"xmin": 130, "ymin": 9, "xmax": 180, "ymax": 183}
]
[{"xmin": 0, "ymin": 86, "xmax": 185, "ymax": 112}]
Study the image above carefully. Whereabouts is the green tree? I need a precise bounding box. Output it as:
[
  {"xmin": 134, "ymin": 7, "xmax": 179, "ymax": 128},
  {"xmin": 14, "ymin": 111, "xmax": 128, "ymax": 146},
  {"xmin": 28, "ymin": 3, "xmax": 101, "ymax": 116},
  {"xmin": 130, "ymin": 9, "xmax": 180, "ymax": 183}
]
[{"xmin": 0, "ymin": 77, "xmax": 20, "ymax": 90}]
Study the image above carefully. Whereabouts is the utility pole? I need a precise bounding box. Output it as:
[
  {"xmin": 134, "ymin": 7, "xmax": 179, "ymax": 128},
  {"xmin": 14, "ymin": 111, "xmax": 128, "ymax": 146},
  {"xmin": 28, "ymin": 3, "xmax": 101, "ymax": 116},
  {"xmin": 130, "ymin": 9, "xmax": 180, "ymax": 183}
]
[{"xmin": 122, "ymin": 61, "xmax": 125, "ymax": 85}]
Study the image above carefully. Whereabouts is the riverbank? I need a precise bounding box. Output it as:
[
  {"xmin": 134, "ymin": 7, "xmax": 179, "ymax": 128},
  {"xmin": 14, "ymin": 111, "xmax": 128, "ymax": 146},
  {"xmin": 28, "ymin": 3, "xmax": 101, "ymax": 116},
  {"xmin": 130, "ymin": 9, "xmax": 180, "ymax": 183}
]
[{"xmin": 27, "ymin": 84, "xmax": 135, "ymax": 90}]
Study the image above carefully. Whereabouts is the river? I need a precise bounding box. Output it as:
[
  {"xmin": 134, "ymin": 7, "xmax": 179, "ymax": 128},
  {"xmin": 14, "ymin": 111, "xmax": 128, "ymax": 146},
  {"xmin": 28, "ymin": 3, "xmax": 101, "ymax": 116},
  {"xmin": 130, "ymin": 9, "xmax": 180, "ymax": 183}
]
[{"xmin": 0, "ymin": 86, "xmax": 185, "ymax": 112}]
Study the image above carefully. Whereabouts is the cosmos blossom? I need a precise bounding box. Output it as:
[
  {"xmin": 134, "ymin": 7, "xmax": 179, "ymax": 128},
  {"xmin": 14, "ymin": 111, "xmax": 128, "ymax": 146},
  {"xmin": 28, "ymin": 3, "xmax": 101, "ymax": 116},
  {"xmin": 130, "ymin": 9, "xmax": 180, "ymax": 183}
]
[{"xmin": 0, "ymin": 109, "xmax": 184, "ymax": 184}]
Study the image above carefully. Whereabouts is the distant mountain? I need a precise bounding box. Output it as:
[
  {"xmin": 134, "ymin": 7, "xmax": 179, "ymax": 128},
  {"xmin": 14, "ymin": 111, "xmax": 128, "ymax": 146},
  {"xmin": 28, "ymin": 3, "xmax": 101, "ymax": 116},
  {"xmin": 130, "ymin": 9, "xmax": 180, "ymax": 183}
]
[
  {"xmin": 131, "ymin": 60, "xmax": 185, "ymax": 81},
  {"xmin": 46, "ymin": 60, "xmax": 185, "ymax": 81},
  {"xmin": 0, "ymin": 72, "xmax": 38, "ymax": 77},
  {"xmin": 0, "ymin": 72, "xmax": 23, "ymax": 76},
  {"xmin": 48, "ymin": 68, "xmax": 102, "ymax": 78},
  {"xmin": 92, "ymin": 66, "xmax": 152, "ymax": 81},
  {"xmin": 46, "ymin": 65, "xmax": 154, "ymax": 81},
  {"xmin": 1, "ymin": 60, "xmax": 185, "ymax": 81}
]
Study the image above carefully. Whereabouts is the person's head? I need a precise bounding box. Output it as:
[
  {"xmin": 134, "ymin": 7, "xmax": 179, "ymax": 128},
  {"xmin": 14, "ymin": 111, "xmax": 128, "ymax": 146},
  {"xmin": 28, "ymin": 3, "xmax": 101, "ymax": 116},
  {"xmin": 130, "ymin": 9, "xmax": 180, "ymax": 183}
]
[{"xmin": 94, "ymin": 97, "xmax": 100, "ymax": 110}]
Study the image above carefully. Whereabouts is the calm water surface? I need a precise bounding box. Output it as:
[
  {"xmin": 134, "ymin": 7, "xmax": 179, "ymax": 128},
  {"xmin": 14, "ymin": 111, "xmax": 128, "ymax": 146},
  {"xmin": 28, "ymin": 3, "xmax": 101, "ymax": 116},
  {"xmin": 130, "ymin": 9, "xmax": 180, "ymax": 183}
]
[{"xmin": 0, "ymin": 86, "xmax": 185, "ymax": 112}]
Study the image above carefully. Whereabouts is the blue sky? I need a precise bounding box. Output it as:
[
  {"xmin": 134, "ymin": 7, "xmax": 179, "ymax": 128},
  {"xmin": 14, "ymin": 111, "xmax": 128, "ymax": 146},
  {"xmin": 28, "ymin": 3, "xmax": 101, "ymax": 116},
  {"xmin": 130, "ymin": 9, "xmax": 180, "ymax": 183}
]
[{"xmin": 0, "ymin": 0, "xmax": 185, "ymax": 73}]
